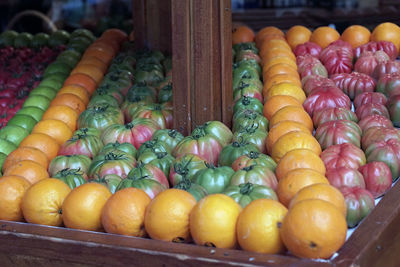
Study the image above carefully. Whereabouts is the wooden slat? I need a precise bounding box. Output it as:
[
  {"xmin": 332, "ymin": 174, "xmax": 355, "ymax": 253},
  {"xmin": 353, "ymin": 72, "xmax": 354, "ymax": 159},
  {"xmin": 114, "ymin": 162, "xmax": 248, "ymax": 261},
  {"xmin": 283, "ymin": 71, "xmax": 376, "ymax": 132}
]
[
  {"xmin": 171, "ymin": 0, "xmax": 192, "ymax": 135},
  {"xmin": 132, "ymin": 0, "xmax": 146, "ymax": 49}
]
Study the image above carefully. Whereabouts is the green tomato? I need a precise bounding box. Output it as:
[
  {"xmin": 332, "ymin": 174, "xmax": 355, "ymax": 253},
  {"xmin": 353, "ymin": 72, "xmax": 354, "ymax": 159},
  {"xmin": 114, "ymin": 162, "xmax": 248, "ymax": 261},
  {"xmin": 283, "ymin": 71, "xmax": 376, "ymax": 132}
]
[
  {"xmin": 151, "ymin": 129, "xmax": 184, "ymax": 152},
  {"xmin": 233, "ymin": 96, "xmax": 264, "ymax": 115},
  {"xmin": 193, "ymin": 164, "xmax": 235, "ymax": 194},
  {"xmin": 223, "ymin": 182, "xmax": 278, "ymax": 208},
  {"xmin": 91, "ymin": 174, "xmax": 122, "ymax": 194},
  {"xmin": 54, "ymin": 168, "xmax": 87, "ymax": 189},
  {"xmin": 218, "ymin": 139, "xmax": 259, "ymax": 167},
  {"xmin": 174, "ymin": 177, "xmax": 207, "ymax": 202},
  {"xmin": 137, "ymin": 151, "xmax": 174, "ymax": 177}
]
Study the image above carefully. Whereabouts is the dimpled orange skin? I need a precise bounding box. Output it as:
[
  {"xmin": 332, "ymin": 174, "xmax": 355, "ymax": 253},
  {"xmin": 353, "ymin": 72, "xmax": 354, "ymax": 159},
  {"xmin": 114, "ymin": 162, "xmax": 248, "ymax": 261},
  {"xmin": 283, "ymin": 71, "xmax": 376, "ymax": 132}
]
[
  {"xmin": 62, "ymin": 183, "xmax": 112, "ymax": 231},
  {"xmin": 0, "ymin": 175, "xmax": 31, "ymax": 221},
  {"xmin": 189, "ymin": 194, "xmax": 242, "ymax": 249}
]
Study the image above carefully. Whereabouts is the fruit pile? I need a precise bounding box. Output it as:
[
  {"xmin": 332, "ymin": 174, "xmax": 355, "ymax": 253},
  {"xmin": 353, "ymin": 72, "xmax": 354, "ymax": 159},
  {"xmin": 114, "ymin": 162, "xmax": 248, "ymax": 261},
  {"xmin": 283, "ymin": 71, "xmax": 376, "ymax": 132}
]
[{"xmin": 1, "ymin": 21, "xmax": 400, "ymax": 263}]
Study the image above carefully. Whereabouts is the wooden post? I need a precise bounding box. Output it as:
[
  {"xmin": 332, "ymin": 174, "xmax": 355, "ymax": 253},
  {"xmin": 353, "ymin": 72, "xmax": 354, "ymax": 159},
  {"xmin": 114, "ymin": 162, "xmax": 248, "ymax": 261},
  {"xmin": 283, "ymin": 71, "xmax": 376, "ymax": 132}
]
[{"xmin": 171, "ymin": 0, "xmax": 232, "ymax": 135}]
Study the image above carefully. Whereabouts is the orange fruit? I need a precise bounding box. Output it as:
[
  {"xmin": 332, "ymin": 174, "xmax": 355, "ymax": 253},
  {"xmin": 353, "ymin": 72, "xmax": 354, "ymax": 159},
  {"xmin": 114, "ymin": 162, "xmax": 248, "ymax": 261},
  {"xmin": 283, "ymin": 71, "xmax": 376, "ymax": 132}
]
[
  {"xmin": 232, "ymin": 25, "xmax": 255, "ymax": 44},
  {"xmin": 275, "ymin": 149, "xmax": 326, "ymax": 181},
  {"xmin": 269, "ymin": 105, "xmax": 313, "ymax": 132},
  {"xmin": 71, "ymin": 64, "xmax": 104, "ymax": 85},
  {"xmin": 271, "ymin": 131, "xmax": 321, "ymax": 163},
  {"xmin": 19, "ymin": 133, "xmax": 60, "ymax": 161},
  {"xmin": 256, "ymin": 26, "xmax": 285, "ymax": 47},
  {"xmin": 58, "ymin": 84, "xmax": 90, "ymax": 105},
  {"xmin": 236, "ymin": 199, "xmax": 288, "ymax": 254},
  {"xmin": 290, "ymin": 183, "xmax": 347, "ymax": 217},
  {"xmin": 285, "ymin": 25, "xmax": 312, "ymax": 50},
  {"xmin": 144, "ymin": 189, "xmax": 197, "ymax": 242},
  {"xmin": 101, "ymin": 28, "xmax": 128, "ymax": 44},
  {"xmin": 264, "ymin": 82, "xmax": 306, "ymax": 104},
  {"xmin": 310, "ymin": 26, "xmax": 340, "ymax": 49},
  {"xmin": 260, "ymin": 48, "xmax": 296, "ymax": 65},
  {"xmin": 3, "ymin": 147, "xmax": 49, "ymax": 172},
  {"xmin": 262, "ymin": 63, "xmax": 299, "ymax": 82},
  {"xmin": 281, "ymin": 199, "xmax": 347, "ymax": 259},
  {"xmin": 277, "ymin": 168, "xmax": 329, "ymax": 207},
  {"xmin": 259, "ymin": 39, "xmax": 292, "ymax": 57},
  {"xmin": 50, "ymin": 93, "xmax": 86, "ymax": 116},
  {"xmin": 62, "ymin": 183, "xmax": 112, "ymax": 231},
  {"xmin": 263, "ymin": 95, "xmax": 302, "ymax": 121},
  {"xmin": 263, "ymin": 73, "xmax": 302, "ymax": 94},
  {"xmin": 21, "ymin": 178, "xmax": 71, "ymax": 226},
  {"xmin": 101, "ymin": 187, "xmax": 151, "ymax": 237},
  {"xmin": 87, "ymin": 41, "xmax": 117, "ymax": 58},
  {"xmin": 266, "ymin": 120, "xmax": 312, "ymax": 153},
  {"xmin": 42, "ymin": 105, "xmax": 78, "ymax": 131},
  {"xmin": 263, "ymin": 56, "xmax": 297, "ymax": 72},
  {"xmin": 63, "ymin": 73, "xmax": 97, "ymax": 96},
  {"xmin": 341, "ymin": 25, "xmax": 371, "ymax": 49},
  {"xmin": 4, "ymin": 160, "xmax": 49, "ymax": 185},
  {"xmin": 81, "ymin": 49, "xmax": 112, "ymax": 67},
  {"xmin": 0, "ymin": 175, "xmax": 31, "ymax": 221},
  {"xmin": 190, "ymin": 194, "xmax": 242, "ymax": 249},
  {"xmin": 77, "ymin": 56, "xmax": 108, "ymax": 74},
  {"xmin": 371, "ymin": 22, "xmax": 400, "ymax": 54},
  {"xmin": 32, "ymin": 119, "xmax": 73, "ymax": 146}
]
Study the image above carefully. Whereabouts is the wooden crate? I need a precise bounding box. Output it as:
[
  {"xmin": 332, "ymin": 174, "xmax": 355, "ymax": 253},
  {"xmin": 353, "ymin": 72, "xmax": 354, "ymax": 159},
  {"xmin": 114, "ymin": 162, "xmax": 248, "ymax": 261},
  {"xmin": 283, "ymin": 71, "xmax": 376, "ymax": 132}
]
[{"xmin": 1, "ymin": 0, "xmax": 400, "ymax": 265}]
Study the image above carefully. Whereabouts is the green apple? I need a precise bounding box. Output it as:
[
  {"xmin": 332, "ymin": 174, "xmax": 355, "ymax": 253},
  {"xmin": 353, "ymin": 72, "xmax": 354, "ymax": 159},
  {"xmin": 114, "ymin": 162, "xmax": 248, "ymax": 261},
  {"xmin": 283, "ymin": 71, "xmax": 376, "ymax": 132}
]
[
  {"xmin": 0, "ymin": 125, "xmax": 29, "ymax": 146},
  {"xmin": 0, "ymin": 138, "xmax": 17, "ymax": 155}
]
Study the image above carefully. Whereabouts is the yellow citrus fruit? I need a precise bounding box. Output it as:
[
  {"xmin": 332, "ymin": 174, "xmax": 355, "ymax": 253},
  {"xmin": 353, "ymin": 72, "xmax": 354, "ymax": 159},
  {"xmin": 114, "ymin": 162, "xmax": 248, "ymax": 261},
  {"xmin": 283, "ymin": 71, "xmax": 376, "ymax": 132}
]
[{"xmin": 0, "ymin": 175, "xmax": 31, "ymax": 221}]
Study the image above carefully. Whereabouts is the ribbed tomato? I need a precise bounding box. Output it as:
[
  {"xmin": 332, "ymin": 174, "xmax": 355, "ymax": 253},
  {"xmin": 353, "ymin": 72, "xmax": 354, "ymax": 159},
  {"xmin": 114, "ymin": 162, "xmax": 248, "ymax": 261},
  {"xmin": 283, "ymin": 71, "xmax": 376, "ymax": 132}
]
[
  {"xmin": 355, "ymin": 103, "xmax": 389, "ymax": 120},
  {"xmin": 301, "ymin": 75, "xmax": 336, "ymax": 96},
  {"xmin": 320, "ymin": 143, "xmax": 366, "ymax": 171},
  {"xmin": 353, "ymin": 40, "xmax": 397, "ymax": 60},
  {"xmin": 365, "ymin": 138, "xmax": 400, "ymax": 180},
  {"xmin": 376, "ymin": 73, "xmax": 400, "ymax": 97},
  {"xmin": 315, "ymin": 120, "xmax": 362, "ymax": 150},
  {"xmin": 312, "ymin": 107, "xmax": 358, "ymax": 128},
  {"xmin": 293, "ymin": 41, "xmax": 322, "ymax": 58},
  {"xmin": 326, "ymin": 167, "xmax": 366, "ymax": 189},
  {"xmin": 330, "ymin": 72, "xmax": 375, "ymax": 100},
  {"xmin": 354, "ymin": 51, "xmax": 389, "ymax": 76},
  {"xmin": 361, "ymin": 126, "xmax": 400, "ymax": 150},
  {"xmin": 353, "ymin": 92, "xmax": 387, "ymax": 110},
  {"xmin": 358, "ymin": 115, "xmax": 393, "ymax": 133}
]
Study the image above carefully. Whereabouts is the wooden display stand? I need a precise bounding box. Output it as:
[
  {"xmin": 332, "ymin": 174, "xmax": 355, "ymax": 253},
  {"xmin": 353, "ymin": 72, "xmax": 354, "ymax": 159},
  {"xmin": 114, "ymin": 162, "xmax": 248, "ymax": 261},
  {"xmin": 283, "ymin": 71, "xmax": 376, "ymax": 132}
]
[{"xmin": 0, "ymin": 0, "xmax": 400, "ymax": 266}]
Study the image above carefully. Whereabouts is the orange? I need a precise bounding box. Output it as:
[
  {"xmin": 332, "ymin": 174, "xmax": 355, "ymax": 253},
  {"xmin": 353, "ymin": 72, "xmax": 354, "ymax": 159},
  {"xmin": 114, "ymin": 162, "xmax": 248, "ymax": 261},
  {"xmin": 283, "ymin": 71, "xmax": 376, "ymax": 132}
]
[
  {"xmin": 77, "ymin": 56, "xmax": 108, "ymax": 74},
  {"xmin": 21, "ymin": 178, "xmax": 71, "ymax": 226},
  {"xmin": 263, "ymin": 73, "xmax": 302, "ymax": 94},
  {"xmin": 71, "ymin": 64, "xmax": 104, "ymax": 85},
  {"xmin": 281, "ymin": 199, "xmax": 347, "ymax": 259},
  {"xmin": 58, "ymin": 85, "xmax": 90, "ymax": 106},
  {"xmin": 101, "ymin": 28, "xmax": 128, "ymax": 43},
  {"xmin": 50, "ymin": 93, "xmax": 86, "ymax": 116},
  {"xmin": 0, "ymin": 175, "xmax": 31, "ymax": 221},
  {"xmin": 256, "ymin": 26, "xmax": 285, "ymax": 47},
  {"xmin": 144, "ymin": 189, "xmax": 197, "ymax": 242},
  {"xmin": 290, "ymin": 183, "xmax": 347, "ymax": 217},
  {"xmin": 32, "ymin": 119, "xmax": 73, "ymax": 146},
  {"xmin": 62, "ymin": 183, "xmax": 112, "ymax": 231},
  {"xmin": 275, "ymin": 149, "xmax": 326, "ymax": 181},
  {"xmin": 264, "ymin": 82, "xmax": 306, "ymax": 104},
  {"xmin": 81, "ymin": 49, "xmax": 112, "ymax": 67},
  {"xmin": 260, "ymin": 48, "xmax": 296, "ymax": 65},
  {"xmin": 87, "ymin": 41, "xmax": 117, "ymax": 58},
  {"xmin": 259, "ymin": 39, "xmax": 292, "ymax": 57},
  {"xmin": 263, "ymin": 56, "xmax": 297, "ymax": 72},
  {"xmin": 285, "ymin": 25, "xmax": 312, "ymax": 50},
  {"xmin": 277, "ymin": 168, "xmax": 329, "ymax": 207},
  {"xmin": 190, "ymin": 194, "xmax": 242, "ymax": 249},
  {"xmin": 262, "ymin": 63, "xmax": 299, "ymax": 82},
  {"xmin": 101, "ymin": 187, "xmax": 151, "ymax": 237},
  {"xmin": 19, "ymin": 133, "xmax": 60, "ymax": 161},
  {"xmin": 42, "ymin": 105, "xmax": 78, "ymax": 131},
  {"xmin": 63, "ymin": 73, "xmax": 97, "ymax": 96},
  {"xmin": 341, "ymin": 25, "xmax": 371, "ymax": 49},
  {"xmin": 3, "ymin": 147, "xmax": 49, "ymax": 172},
  {"xmin": 236, "ymin": 199, "xmax": 288, "ymax": 254},
  {"xmin": 269, "ymin": 106, "xmax": 313, "ymax": 132},
  {"xmin": 371, "ymin": 22, "xmax": 400, "ymax": 54},
  {"xmin": 310, "ymin": 26, "xmax": 340, "ymax": 49},
  {"xmin": 271, "ymin": 131, "xmax": 321, "ymax": 163},
  {"xmin": 4, "ymin": 160, "xmax": 49, "ymax": 185},
  {"xmin": 232, "ymin": 25, "xmax": 255, "ymax": 44},
  {"xmin": 263, "ymin": 95, "xmax": 302, "ymax": 121},
  {"xmin": 266, "ymin": 120, "xmax": 312, "ymax": 153}
]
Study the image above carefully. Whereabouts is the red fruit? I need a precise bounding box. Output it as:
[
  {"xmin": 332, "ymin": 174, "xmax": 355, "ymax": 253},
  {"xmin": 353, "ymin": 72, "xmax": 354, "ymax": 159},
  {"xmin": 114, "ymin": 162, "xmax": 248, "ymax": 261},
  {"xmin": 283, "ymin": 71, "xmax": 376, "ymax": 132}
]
[
  {"xmin": 320, "ymin": 41, "xmax": 353, "ymax": 75},
  {"xmin": 372, "ymin": 60, "xmax": 400, "ymax": 80},
  {"xmin": 354, "ymin": 51, "xmax": 389, "ymax": 76},
  {"xmin": 312, "ymin": 107, "xmax": 358, "ymax": 129},
  {"xmin": 354, "ymin": 40, "xmax": 398, "ymax": 60},
  {"xmin": 353, "ymin": 91, "xmax": 387, "ymax": 109},
  {"xmin": 330, "ymin": 72, "xmax": 376, "ymax": 100},
  {"xmin": 326, "ymin": 167, "xmax": 366, "ymax": 189},
  {"xmin": 321, "ymin": 143, "xmax": 366, "ymax": 171},
  {"xmin": 376, "ymin": 73, "xmax": 400, "ymax": 97},
  {"xmin": 303, "ymin": 86, "xmax": 351, "ymax": 117},
  {"xmin": 361, "ymin": 126, "xmax": 400, "ymax": 150},
  {"xmin": 358, "ymin": 115, "xmax": 393, "ymax": 133},
  {"xmin": 296, "ymin": 55, "xmax": 328, "ymax": 79},
  {"xmin": 355, "ymin": 103, "xmax": 389, "ymax": 120},
  {"xmin": 301, "ymin": 75, "xmax": 336, "ymax": 96},
  {"xmin": 315, "ymin": 120, "xmax": 362, "ymax": 150},
  {"xmin": 339, "ymin": 186, "xmax": 375, "ymax": 228},
  {"xmin": 293, "ymin": 41, "xmax": 322, "ymax": 58},
  {"xmin": 359, "ymin": 162, "xmax": 392, "ymax": 198},
  {"xmin": 365, "ymin": 138, "xmax": 400, "ymax": 180}
]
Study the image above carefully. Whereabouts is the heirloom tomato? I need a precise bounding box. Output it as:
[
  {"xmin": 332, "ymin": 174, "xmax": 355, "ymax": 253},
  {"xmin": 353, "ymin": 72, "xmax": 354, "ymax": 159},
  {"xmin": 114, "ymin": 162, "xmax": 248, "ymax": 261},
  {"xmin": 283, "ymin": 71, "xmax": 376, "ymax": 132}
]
[
  {"xmin": 127, "ymin": 163, "xmax": 169, "ymax": 188},
  {"xmin": 230, "ymin": 165, "xmax": 278, "ymax": 191},
  {"xmin": 88, "ymin": 151, "xmax": 136, "ymax": 179},
  {"xmin": 315, "ymin": 120, "xmax": 362, "ymax": 150},
  {"xmin": 326, "ymin": 167, "xmax": 366, "ymax": 189},
  {"xmin": 365, "ymin": 138, "xmax": 400, "ymax": 180},
  {"xmin": 223, "ymin": 182, "xmax": 277, "ymax": 208},
  {"xmin": 137, "ymin": 151, "xmax": 174, "ymax": 177},
  {"xmin": 98, "ymin": 142, "xmax": 137, "ymax": 158},
  {"xmin": 169, "ymin": 153, "xmax": 208, "ymax": 186},
  {"xmin": 174, "ymin": 177, "xmax": 208, "ymax": 201},
  {"xmin": 330, "ymin": 72, "xmax": 375, "ymax": 100},
  {"xmin": 193, "ymin": 164, "xmax": 235, "ymax": 194},
  {"xmin": 361, "ymin": 126, "xmax": 400, "ymax": 150},
  {"xmin": 129, "ymin": 102, "xmax": 173, "ymax": 129},
  {"xmin": 312, "ymin": 107, "xmax": 358, "ymax": 128},
  {"xmin": 54, "ymin": 168, "xmax": 87, "ymax": 189},
  {"xmin": 359, "ymin": 162, "xmax": 392, "ymax": 198},
  {"xmin": 353, "ymin": 91, "xmax": 387, "ymax": 109},
  {"xmin": 151, "ymin": 129, "xmax": 184, "ymax": 153},
  {"xmin": 58, "ymin": 130, "xmax": 104, "ymax": 159},
  {"xmin": 320, "ymin": 143, "xmax": 366, "ymax": 171},
  {"xmin": 231, "ymin": 151, "xmax": 276, "ymax": 172},
  {"xmin": 77, "ymin": 104, "xmax": 124, "ymax": 133},
  {"xmin": 91, "ymin": 174, "xmax": 122, "ymax": 194},
  {"xmin": 218, "ymin": 139, "xmax": 259, "ymax": 167},
  {"xmin": 48, "ymin": 154, "xmax": 92, "ymax": 177},
  {"xmin": 358, "ymin": 115, "xmax": 393, "ymax": 133},
  {"xmin": 355, "ymin": 103, "xmax": 389, "ymax": 120},
  {"xmin": 354, "ymin": 51, "xmax": 389, "ymax": 76}
]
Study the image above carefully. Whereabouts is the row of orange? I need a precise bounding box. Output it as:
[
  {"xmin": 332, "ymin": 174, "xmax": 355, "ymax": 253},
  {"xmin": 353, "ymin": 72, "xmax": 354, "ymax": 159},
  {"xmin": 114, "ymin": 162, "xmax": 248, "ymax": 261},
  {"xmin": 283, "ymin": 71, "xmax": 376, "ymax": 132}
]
[
  {"xmin": 0, "ymin": 29, "xmax": 127, "ymax": 223},
  {"xmin": 253, "ymin": 28, "xmax": 348, "ymax": 258},
  {"xmin": 234, "ymin": 22, "xmax": 400, "ymax": 54}
]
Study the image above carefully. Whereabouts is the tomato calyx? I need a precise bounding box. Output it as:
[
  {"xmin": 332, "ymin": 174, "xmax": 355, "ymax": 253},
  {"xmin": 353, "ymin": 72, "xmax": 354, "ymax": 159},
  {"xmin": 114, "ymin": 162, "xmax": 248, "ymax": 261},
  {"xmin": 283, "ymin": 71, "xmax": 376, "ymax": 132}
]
[
  {"xmin": 248, "ymin": 151, "xmax": 260, "ymax": 159},
  {"xmin": 239, "ymin": 182, "xmax": 254, "ymax": 195}
]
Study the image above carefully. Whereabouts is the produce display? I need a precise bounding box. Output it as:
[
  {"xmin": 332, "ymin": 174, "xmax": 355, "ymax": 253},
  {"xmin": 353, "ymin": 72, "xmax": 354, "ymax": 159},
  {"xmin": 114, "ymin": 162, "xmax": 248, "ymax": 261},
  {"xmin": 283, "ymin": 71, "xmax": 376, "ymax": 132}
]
[{"xmin": 1, "ymin": 20, "xmax": 400, "ymax": 263}]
